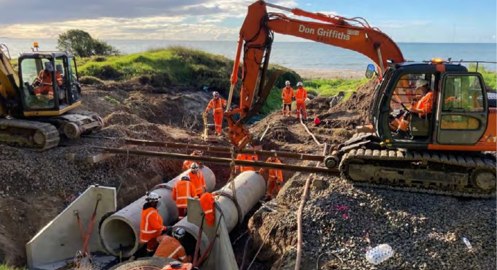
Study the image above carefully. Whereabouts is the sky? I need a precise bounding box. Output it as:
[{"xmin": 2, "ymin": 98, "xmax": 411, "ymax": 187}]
[{"xmin": 0, "ymin": 0, "xmax": 495, "ymax": 43}]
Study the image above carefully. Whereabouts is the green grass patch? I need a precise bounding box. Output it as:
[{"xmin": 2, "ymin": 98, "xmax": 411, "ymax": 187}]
[
  {"xmin": 468, "ymin": 64, "xmax": 496, "ymax": 90},
  {"xmin": 303, "ymin": 78, "xmax": 368, "ymax": 100},
  {"xmin": 0, "ymin": 264, "xmax": 25, "ymax": 270},
  {"xmin": 104, "ymin": 95, "xmax": 120, "ymax": 105}
]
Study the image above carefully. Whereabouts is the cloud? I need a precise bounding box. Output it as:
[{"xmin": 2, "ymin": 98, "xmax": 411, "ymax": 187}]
[{"xmin": 372, "ymin": 20, "xmax": 432, "ymax": 29}]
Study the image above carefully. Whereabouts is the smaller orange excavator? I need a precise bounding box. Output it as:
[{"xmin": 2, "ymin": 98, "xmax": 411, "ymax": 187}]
[{"xmin": 223, "ymin": 0, "xmax": 496, "ymax": 197}]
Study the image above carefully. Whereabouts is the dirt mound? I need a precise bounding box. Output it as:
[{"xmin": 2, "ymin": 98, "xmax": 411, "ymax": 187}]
[
  {"xmin": 104, "ymin": 111, "xmax": 146, "ymax": 126},
  {"xmin": 249, "ymin": 174, "xmax": 497, "ymax": 270}
]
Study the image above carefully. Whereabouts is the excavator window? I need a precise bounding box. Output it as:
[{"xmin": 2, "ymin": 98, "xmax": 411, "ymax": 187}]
[
  {"xmin": 20, "ymin": 58, "xmax": 56, "ymax": 110},
  {"xmin": 440, "ymin": 74, "xmax": 485, "ymax": 130}
]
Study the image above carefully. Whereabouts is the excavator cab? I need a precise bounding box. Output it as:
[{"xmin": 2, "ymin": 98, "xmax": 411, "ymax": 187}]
[
  {"xmin": 18, "ymin": 52, "xmax": 82, "ymax": 114},
  {"xmin": 370, "ymin": 60, "xmax": 491, "ymax": 150}
]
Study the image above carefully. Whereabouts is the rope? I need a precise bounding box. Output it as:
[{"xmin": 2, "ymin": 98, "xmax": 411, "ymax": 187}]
[{"xmin": 299, "ymin": 110, "xmax": 322, "ymax": 146}]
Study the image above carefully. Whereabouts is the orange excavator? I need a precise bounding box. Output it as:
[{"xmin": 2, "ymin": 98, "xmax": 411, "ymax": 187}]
[{"xmin": 224, "ymin": 0, "xmax": 496, "ymax": 197}]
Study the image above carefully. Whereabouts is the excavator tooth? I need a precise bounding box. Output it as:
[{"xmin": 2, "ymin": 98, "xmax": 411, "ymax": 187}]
[
  {"xmin": 365, "ymin": 149, "xmax": 373, "ymax": 156},
  {"xmin": 356, "ymin": 148, "xmax": 365, "ymax": 156}
]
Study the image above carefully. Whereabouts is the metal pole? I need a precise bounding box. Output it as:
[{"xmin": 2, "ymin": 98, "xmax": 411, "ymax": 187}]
[
  {"xmin": 92, "ymin": 146, "xmax": 338, "ymax": 174},
  {"xmin": 122, "ymin": 138, "xmax": 326, "ymax": 161},
  {"xmin": 265, "ymin": 2, "xmax": 293, "ymax": 12}
]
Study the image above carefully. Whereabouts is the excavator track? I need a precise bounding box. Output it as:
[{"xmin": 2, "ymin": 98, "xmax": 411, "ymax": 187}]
[
  {"xmin": 0, "ymin": 118, "xmax": 60, "ymax": 151},
  {"xmin": 337, "ymin": 134, "xmax": 496, "ymax": 199}
]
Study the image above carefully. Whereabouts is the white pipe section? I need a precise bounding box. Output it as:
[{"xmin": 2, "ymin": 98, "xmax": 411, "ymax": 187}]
[
  {"xmin": 99, "ymin": 166, "xmax": 216, "ymax": 257},
  {"xmin": 173, "ymin": 171, "xmax": 266, "ymax": 248}
]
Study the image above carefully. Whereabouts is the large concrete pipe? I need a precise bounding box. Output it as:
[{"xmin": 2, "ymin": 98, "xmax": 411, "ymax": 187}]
[
  {"xmin": 99, "ymin": 166, "xmax": 216, "ymax": 257},
  {"xmin": 173, "ymin": 171, "xmax": 266, "ymax": 259}
]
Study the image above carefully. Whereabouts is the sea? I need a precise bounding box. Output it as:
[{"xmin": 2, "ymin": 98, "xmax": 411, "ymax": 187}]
[{"xmin": 1, "ymin": 38, "xmax": 496, "ymax": 71}]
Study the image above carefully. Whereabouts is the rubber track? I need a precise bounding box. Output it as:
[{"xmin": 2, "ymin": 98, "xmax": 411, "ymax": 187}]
[
  {"xmin": 339, "ymin": 134, "xmax": 496, "ymax": 199},
  {"xmin": 0, "ymin": 118, "xmax": 60, "ymax": 151}
]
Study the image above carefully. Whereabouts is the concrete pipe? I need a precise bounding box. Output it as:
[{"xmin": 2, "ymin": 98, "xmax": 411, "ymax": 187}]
[
  {"xmin": 173, "ymin": 170, "xmax": 266, "ymax": 249},
  {"xmin": 99, "ymin": 166, "xmax": 216, "ymax": 257}
]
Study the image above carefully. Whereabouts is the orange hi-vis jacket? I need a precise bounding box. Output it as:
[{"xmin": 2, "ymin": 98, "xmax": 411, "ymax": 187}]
[
  {"xmin": 295, "ymin": 88, "xmax": 308, "ymax": 104},
  {"xmin": 235, "ymin": 153, "xmax": 258, "ymax": 172},
  {"xmin": 200, "ymin": 192, "xmax": 216, "ymax": 226},
  {"xmin": 414, "ymin": 91, "xmax": 434, "ymax": 116},
  {"xmin": 35, "ymin": 71, "xmax": 63, "ymax": 95},
  {"xmin": 205, "ymin": 98, "xmax": 227, "ymax": 115},
  {"xmin": 172, "ymin": 180, "xmax": 198, "ymax": 209},
  {"xmin": 182, "ymin": 160, "xmax": 193, "ymax": 171},
  {"xmin": 189, "ymin": 171, "xmax": 206, "ymax": 195},
  {"xmin": 163, "ymin": 263, "xmax": 194, "ymax": 270},
  {"xmin": 139, "ymin": 206, "xmax": 167, "ymax": 243},
  {"xmin": 154, "ymin": 235, "xmax": 189, "ymax": 262},
  {"xmin": 266, "ymin": 157, "xmax": 283, "ymax": 182},
  {"xmin": 281, "ymin": 87, "xmax": 294, "ymax": 104}
]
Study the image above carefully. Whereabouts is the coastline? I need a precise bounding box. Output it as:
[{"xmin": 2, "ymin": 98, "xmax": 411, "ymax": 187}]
[{"xmin": 293, "ymin": 68, "xmax": 365, "ymax": 80}]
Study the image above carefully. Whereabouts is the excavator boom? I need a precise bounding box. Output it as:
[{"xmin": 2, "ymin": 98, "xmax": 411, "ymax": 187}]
[{"xmin": 225, "ymin": 0, "xmax": 404, "ymax": 149}]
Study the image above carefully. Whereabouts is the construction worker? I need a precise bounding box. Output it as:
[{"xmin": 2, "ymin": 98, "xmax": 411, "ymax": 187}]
[
  {"xmin": 281, "ymin": 80, "xmax": 294, "ymax": 116},
  {"xmin": 189, "ymin": 163, "xmax": 206, "ymax": 196},
  {"xmin": 205, "ymin": 91, "xmax": 227, "ymax": 135},
  {"xmin": 163, "ymin": 263, "xmax": 198, "ymax": 270},
  {"xmin": 172, "ymin": 176, "xmax": 198, "ymax": 218},
  {"xmin": 261, "ymin": 152, "xmax": 284, "ymax": 200},
  {"xmin": 139, "ymin": 192, "xmax": 167, "ymax": 255},
  {"xmin": 34, "ymin": 62, "xmax": 63, "ymax": 99},
  {"xmin": 235, "ymin": 145, "xmax": 258, "ymax": 173},
  {"xmin": 154, "ymin": 228, "xmax": 191, "ymax": 263},
  {"xmin": 295, "ymin": 82, "xmax": 309, "ymax": 120},
  {"xmin": 182, "ymin": 150, "xmax": 203, "ymax": 171},
  {"xmin": 200, "ymin": 192, "xmax": 216, "ymax": 226}
]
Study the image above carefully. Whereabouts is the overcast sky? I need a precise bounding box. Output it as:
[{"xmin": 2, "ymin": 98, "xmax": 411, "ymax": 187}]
[{"xmin": 1, "ymin": 0, "xmax": 496, "ymax": 43}]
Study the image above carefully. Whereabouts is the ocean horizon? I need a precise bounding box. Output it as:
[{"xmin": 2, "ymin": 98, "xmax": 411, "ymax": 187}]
[{"xmin": 2, "ymin": 38, "xmax": 496, "ymax": 71}]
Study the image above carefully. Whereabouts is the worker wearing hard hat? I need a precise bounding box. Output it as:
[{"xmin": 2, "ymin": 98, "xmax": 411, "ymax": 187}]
[
  {"xmin": 281, "ymin": 80, "xmax": 294, "ymax": 116},
  {"xmin": 140, "ymin": 192, "xmax": 167, "ymax": 255},
  {"xmin": 154, "ymin": 227, "xmax": 191, "ymax": 263},
  {"xmin": 205, "ymin": 91, "xmax": 227, "ymax": 136},
  {"xmin": 235, "ymin": 144, "xmax": 258, "ymax": 173},
  {"xmin": 260, "ymin": 152, "xmax": 284, "ymax": 200},
  {"xmin": 188, "ymin": 163, "xmax": 206, "ymax": 196},
  {"xmin": 394, "ymin": 79, "xmax": 433, "ymax": 137},
  {"xmin": 33, "ymin": 62, "xmax": 63, "ymax": 100},
  {"xmin": 295, "ymin": 82, "xmax": 310, "ymax": 120},
  {"xmin": 182, "ymin": 150, "xmax": 203, "ymax": 171},
  {"xmin": 172, "ymin": 176, "xmax": 198, "ymax": 219}
]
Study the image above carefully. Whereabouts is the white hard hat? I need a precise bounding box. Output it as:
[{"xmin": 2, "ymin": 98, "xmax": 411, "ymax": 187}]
[
  {"xmin": 173, "ymin": 227, "xmax": 185, "ymax": 239},
  {"xmin": 297, "ymin": 82, "xmax": 303, "ymax": 87},
  {"xmin": 213, "ymin": 91, "xmax": 219, "ymax": 97},
  {"xmin": 190, "ymin": 162, "xmax": 199, "ymax": 170},
  {"xmin": 416, "ymin": 79, "xmax": 429, "ymax": 88},
  {"xmin": 285, "ymin": 80, "xmax": 290, "ymax": 85},
  {"xmin": 146, "ymin": 191, "xmax": 160, "ymax": 202}
]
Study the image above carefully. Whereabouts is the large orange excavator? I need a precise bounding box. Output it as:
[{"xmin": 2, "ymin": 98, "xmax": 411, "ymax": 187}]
[{"xmin": 224, "ymin": 0, "xmax": 496, "ymax": 197}]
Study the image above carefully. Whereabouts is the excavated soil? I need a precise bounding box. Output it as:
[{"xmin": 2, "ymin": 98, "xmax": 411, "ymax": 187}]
[
  {"xmin": 0, "ymin": 80, "xmax": 230, "ymax": 266},
  {"xmin": 245, "ymin": 78, "xmax": 496, "ymax": 270}
]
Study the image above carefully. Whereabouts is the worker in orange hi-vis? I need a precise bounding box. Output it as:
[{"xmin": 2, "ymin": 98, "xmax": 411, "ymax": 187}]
[
  {"xmin": 200, "ymin": 192, "xmax": 216, "ymax": 226},
  {"xmin": 205, "ymin": 91, "xmax": 227, "ymax": 135},
  {"xmin": 235, "ymin": 145, "xmax": 258, "ymax": 173},
  {"xmin": 163, "ymin": 263, "xmax": 198, "ymax": 270},
  {"xmin": 172, "ymin": 176, "xmax": 198, "ymax": 219},
  {"xmin": 281, "ymin": 80, "xmax": 294, "ymax": 116},
  {"xmin": 188, "ymin": 162, "xmax": 206, "ymax": 196},
  {"xmin": 262, "ymin": 154, "xmax": 284, "ymax": 201},
  {"xmin": 139, "ymin": 192, "xmax": 167, "ymax": 255},
  {"xmin": 295, "ymin": 82, "xmax": 309, "ymax": 120},
  {"xmin": 154, "ymin": 228, "xmax": 191, "ymax": 263},
  {"xmin": 182, "ymin": 150, "xmax": 203, "ymax": 171}
]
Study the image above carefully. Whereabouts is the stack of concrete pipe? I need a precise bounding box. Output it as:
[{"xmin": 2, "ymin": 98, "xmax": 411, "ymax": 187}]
[{"xmin": 99, "ymin": 166, "xmax": 216, "ymax": 257}]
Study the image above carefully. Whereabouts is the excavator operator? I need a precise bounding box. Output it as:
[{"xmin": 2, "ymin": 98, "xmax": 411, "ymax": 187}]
[
  {"xmin": 33, "ymin": 62, "xmax": 62, "ymax": 99},
  {"xmin": 205, "ymin": 91, "xmax": 227, "ymax": 136}
]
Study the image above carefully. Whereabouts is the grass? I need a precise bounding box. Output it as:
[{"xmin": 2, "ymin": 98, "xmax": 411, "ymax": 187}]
[
  {"xmin": 468, "ymin": 64, "xmax": 496, "ymax": 90},
  {"xmin": 303, "ymin": 78, "xmax": 369, "ymax": 100},
  {"xmin": 0, "ymin": 264, "xmax": 24, "ymax": 270}
]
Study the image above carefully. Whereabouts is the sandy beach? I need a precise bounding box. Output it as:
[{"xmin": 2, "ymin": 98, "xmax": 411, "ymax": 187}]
[{"xmin": 293, "ymin": 68, "xmax": 365, "ymax": 80}]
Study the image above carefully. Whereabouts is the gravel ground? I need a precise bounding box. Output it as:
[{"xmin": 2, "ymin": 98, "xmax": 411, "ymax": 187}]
[{"xmin": 250, "ymin": 173, "xmax": 496, "ymax": 270}]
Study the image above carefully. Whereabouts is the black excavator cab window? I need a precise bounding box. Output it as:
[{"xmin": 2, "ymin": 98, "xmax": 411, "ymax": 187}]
[{"xmin": 18, "ymin": 53, "xmax": 82, "ymax": 112}]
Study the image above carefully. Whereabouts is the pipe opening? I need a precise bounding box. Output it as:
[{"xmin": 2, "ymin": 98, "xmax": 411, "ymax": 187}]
[{"xmin": 102, "ymin": 218, "xmax": 137, "ymax": 256}]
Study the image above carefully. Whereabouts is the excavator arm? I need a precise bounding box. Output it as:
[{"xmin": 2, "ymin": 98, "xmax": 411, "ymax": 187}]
[
  {"xmin": 225, "ymin": 0, "xmax": 405, "ymax": 149},
  {"xmin": 0, "ymin": 45, "xmax": 21, "ymax": 117}
]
